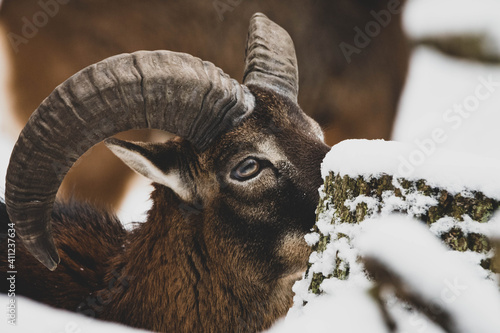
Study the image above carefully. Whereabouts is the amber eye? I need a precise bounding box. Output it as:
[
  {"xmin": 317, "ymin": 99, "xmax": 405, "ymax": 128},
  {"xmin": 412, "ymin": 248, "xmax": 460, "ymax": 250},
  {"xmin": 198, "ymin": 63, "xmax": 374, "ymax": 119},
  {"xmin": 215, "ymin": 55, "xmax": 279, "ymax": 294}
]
[{"xmin": 231, "ymin": 158, "xmax": 261, "ymax": 181}]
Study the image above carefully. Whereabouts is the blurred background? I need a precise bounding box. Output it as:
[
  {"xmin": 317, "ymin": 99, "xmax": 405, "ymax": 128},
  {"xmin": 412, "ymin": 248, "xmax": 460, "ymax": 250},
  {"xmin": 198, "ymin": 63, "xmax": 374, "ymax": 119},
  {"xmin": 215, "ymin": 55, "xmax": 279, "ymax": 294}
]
[{"xmin": 0, "ymin": 0, "xmax": 499, "ymax": 225}]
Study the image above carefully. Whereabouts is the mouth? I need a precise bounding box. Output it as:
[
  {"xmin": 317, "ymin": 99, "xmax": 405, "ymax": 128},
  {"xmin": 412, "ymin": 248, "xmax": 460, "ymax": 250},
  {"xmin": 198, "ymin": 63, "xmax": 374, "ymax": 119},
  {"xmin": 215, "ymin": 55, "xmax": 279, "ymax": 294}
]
[
  {"xmin": 305, "ymin": 214, "xmax": 317, "ymax": 231},
  {"xmin": 276, "ymin": 231, "xmax": 313, "ymax": 278},
  {"xmin": 286, "ymin": 270, "xmax": 306, "ymax": 283}
]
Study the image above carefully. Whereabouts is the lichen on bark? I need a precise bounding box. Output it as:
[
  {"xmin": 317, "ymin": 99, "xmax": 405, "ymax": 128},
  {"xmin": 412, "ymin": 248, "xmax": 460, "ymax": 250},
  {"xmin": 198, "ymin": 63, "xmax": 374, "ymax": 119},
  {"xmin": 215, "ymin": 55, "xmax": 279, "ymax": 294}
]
[{"xmin": 306, "ymin": 171, "xmax": 500, "ymax": 295}]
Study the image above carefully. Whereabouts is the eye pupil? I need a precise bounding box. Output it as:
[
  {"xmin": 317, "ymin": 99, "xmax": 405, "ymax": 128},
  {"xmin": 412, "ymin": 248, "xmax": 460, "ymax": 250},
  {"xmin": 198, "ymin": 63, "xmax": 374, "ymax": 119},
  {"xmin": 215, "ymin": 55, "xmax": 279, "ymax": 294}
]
[
  {"xmin": 239, "ymin": 160, "xmax": 258, "ymax": 176},
  {"xmin": 232, "ymin": 158, "xmax": 260, "ymax": 180}
]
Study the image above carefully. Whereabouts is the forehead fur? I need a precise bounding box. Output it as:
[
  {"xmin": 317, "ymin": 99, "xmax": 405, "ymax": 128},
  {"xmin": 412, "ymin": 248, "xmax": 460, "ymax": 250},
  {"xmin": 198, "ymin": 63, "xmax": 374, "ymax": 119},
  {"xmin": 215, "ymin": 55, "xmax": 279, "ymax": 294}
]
[{"xmin": 202, "ymin": 86, "xmax": 321, "ymax": 160}]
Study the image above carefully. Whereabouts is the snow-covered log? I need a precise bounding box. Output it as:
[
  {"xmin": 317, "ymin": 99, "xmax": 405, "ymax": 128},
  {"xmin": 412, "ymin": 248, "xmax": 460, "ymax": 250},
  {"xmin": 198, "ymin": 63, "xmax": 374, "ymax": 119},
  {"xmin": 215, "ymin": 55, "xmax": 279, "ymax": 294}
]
[
  {"xmin": 285, "ymin": 140, "xmax": 500, "ymax": 333},
  {"xmin": 305, "ymin": 139, "xmax": 500, "ymax": 294}
]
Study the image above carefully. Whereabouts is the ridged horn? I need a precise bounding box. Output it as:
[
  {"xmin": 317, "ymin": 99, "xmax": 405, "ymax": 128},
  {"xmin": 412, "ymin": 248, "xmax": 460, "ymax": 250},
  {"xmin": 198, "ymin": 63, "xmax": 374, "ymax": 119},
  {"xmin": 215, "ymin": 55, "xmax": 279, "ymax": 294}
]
[
  {"xmin": 5, "ymin": 50, "xmax": 255, "ymax": 270},
  {"xmin": 243, "ymin": 13, "xmax": 299, "ymax": 103}
]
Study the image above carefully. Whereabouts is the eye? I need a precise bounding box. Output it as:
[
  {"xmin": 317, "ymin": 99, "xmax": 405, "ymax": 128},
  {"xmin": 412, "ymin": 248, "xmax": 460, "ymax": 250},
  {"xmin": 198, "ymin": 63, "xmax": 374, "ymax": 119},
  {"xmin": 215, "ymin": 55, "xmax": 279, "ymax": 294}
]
[{"xmin": 231, "ymin": 158, "xmax": 261, "ymax": 181}]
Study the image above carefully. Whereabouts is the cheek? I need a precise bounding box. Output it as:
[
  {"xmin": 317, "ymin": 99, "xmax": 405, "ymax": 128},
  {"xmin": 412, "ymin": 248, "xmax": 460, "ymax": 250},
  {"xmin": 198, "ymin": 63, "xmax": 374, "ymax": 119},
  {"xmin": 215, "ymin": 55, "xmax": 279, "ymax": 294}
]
[
  {"xmin": 202, "ymin": 204, "xmax": 311, "ymax": 281},
  {"xmin": 274, "ymin": 232, "xmax": 311, "ymax": 276},
  {"xmin": 220, "ymin": 177, "xmax": 280, "ymax": 218},
  {"xmin": 225, "ymin": 168, "xmax": 277, "ymax": 197},
  {"xmin": 201, "ymin": 215, "xmax": 242, "ymax": 267}
]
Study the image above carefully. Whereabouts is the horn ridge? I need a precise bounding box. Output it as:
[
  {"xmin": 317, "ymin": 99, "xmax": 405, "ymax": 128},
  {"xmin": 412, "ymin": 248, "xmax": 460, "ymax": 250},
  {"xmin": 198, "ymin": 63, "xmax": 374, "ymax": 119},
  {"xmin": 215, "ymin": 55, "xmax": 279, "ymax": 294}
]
[
  {"xmin": 243, "ymin": 13, "xmax": 299, "ymax": 103},
  {"xmin": 5, "ymin": 50, "xmax": 254, "ymax": 270}
]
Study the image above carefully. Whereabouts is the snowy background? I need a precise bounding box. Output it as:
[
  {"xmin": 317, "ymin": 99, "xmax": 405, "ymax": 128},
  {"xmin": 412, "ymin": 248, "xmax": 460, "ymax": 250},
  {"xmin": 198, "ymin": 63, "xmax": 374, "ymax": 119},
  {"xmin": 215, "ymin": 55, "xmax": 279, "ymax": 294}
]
[{"xmin": 2, "ymin": 0, "xmax": 500, "ymax": 331}]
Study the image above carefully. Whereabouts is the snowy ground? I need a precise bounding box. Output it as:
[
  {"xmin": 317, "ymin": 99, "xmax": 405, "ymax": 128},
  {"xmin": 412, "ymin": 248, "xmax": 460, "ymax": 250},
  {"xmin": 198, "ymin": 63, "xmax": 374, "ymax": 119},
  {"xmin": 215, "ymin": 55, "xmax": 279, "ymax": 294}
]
[{"xmin": 1, "ymin": 0, "xmax": 500, "ymax": 331}]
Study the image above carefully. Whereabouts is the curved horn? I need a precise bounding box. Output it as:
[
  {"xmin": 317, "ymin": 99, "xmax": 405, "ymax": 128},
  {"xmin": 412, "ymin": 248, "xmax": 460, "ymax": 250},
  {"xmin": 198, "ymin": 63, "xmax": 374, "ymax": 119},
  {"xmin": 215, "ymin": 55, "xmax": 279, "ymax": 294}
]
[
  {"xmin": 243, "ymin": 13, "xmax": 299, "ymax": 103},
  {"xmin": 5, "ymin": 50, "xmax": 254, "ymax": 270}
]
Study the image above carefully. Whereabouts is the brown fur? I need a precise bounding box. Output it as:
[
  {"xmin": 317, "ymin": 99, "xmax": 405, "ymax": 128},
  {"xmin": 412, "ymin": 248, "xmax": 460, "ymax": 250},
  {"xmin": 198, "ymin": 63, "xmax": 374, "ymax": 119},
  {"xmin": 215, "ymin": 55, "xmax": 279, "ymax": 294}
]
[
  {"xmin": 0, "ymin": 0, "xmax": 409, "ymax": 208},
  {"xmin": 1, "ymin": 87, "xmax": 330, "ymax": 332},
  {"xmin": 1, "ymin": 201, "xmax": 126, "ymax": 310}
]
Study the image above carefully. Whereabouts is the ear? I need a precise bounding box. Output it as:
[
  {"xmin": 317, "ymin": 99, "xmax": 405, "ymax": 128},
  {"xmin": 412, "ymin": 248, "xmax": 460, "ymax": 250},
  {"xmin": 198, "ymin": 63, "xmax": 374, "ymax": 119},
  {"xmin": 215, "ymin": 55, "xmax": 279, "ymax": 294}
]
[{"xmin": 104, "ymin": 138, "xmax": 192, "ymax": 202}]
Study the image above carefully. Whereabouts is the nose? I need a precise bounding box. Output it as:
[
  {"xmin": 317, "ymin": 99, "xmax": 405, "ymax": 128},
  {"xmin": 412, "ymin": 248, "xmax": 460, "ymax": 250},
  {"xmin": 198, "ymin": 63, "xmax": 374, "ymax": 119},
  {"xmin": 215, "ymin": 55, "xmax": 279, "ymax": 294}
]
[
  {"xmin": 320, "ymin": 142, "xmax": 331, "ymax": 156},
  {"xmin": 312, "ymin": 142, "xmax": 331, "ymax": 183}
]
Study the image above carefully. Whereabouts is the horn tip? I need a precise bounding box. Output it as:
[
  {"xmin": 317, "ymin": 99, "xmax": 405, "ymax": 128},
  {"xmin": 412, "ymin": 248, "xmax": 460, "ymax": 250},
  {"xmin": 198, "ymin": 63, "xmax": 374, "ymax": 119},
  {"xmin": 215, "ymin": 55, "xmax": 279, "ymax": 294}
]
[
  {"xmin": 251, "ymin": 12, "xmax": 268, "ymax": 20},
  {"xmin": 22, "ymin": 234, "xmax": 60, "ymax": 271}
]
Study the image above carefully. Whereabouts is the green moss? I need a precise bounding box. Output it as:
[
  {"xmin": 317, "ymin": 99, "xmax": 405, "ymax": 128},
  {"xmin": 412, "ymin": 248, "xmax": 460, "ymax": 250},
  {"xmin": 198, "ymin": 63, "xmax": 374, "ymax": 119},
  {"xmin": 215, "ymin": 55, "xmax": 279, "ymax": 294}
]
[
  {"xmin": 309, "ymin": 272, "xmax": 329, "ymax": 295},
  {"xmin": 308, "ymin": 271, "xmax": 335, "ymax": 294},
  {"xmin": 355, "ymin": 202, "xmax": 368, "ymax": 222},
  {"xmin": 309, "ymin": 171, "xmax": 500, "ymax": 294},
  {"xmin": 313, "ymin": 234, "xmax": 331, "ymax": 253},
  {"xmin": 322, "ymin": 171, "xmax": 499, "ymax": 229},
  {"xmin": 441, "ymin": 228, "xmax": 468, "ymax": 252},
  {"xmin": 333, "ymin": 255, "xmax": 350, "ymax": 280},
  {"xmin": 399, "ymin": 179, "xmax": 413, "ymax": 190},
  {"xmin": 307, "ymin": 246, "xmax": 350, "ymax": 294},
  {"xmin": 416, "ymin": 179, "xmax": 435, "ymax": 196},
  {"xmin": 480, "ymin": 258, "xmax": 491, "ymax": 271},
  {"xmin": 468, "ymin": 233, "xmax": 491, "ymax": 253},
  {"xmin": 471, "ymin": 195, "xmax": 496, "ymax": 222},
  {"xmin": 337, "ymin": 233, "xmax": 350, "ymax": 241}
]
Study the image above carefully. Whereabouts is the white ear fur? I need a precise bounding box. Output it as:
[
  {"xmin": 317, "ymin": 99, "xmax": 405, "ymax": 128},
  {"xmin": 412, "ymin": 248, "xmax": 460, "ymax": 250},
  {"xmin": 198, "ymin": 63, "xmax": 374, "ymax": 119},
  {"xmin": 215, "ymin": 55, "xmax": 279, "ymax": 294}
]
[{"xmin": 105, "ymin": 141, "xmax": 191, "ymax": 202}]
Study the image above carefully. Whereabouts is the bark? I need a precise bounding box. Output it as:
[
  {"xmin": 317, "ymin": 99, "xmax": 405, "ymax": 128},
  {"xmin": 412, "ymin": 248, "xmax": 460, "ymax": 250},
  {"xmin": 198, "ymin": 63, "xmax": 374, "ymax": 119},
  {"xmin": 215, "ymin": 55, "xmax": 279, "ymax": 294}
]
[{"xmin": 307, "ymin": 172, "xmax": 500, "ymax": 295}]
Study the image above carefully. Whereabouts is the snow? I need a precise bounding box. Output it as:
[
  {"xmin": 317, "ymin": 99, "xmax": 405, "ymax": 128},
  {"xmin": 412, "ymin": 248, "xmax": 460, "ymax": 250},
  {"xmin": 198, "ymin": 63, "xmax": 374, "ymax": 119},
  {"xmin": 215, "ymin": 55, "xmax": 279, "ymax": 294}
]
[
  {"xmin": 429, "ymin": 215, "xmax": 492, "ymax": 237},
  {"xmin": 489, "ymin": 212, "xmax": 500, "ymax": 239},
  {"xmin": 322, "ymin": 139, "xmax": 500, "ymax": 200},
  {"xmin": 393, "ymin": 47, "xmax": 500, "ymax": 157},
  {"xmin": 404, "ymin": 0, "xmax": 500, "ymax": 55},
  {"xmin": 292, "ymin": 204, "xmax": 373, "ymax": 310},
  {"xmin": 303, "ymin": 232, "xmax": 320, "ymax": 247},
  {"xmin": 268, "ymin": 288, "xmax": 388, "ymax": 333},
  {"xmin": 344, "ymin": 195, "xmax": 379, "ymax": 215},
  {"xmin": 384, "ymin": 295, "xmax": 447, "ymax": 333},
  {"xmin": 0, "ymin": 30, "xmax": 16, "ymax": 199},
  {"xmin": 356, "ymin": 216, "xmax": 500, "ymax": 333},
  {"xmin": 289, "ymin": 214, "xmax": 500, "ymax": 333},
  {"xmin": 0, "ymin": 295, "xmax": 148, "ymax": 333},
  {"xmin": 116, "ymin": 176, "xmax": 153, "ymax": 227}
]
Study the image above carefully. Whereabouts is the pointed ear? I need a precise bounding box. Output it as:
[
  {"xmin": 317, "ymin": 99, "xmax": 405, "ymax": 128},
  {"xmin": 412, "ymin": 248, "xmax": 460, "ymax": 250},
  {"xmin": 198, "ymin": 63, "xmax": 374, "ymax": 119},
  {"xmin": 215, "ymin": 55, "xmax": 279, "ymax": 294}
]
[{"xmin": 104, "ymin": 138, "xmax": 192, "ymax": 202}]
